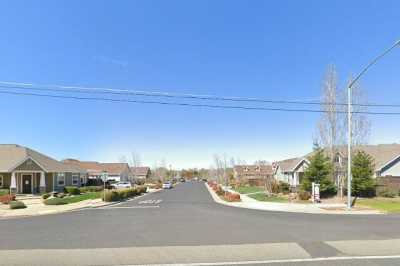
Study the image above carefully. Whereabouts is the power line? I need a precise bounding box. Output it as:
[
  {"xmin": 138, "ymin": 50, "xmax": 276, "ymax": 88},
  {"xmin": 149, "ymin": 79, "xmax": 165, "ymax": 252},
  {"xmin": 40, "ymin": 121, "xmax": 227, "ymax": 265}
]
[
  {"xmin": 1, "ymin": 81, "xmax": 398, "ymax": 108},
  {"xmin": 1, "ymin": 89, "xmax": 400, "ymax": 115}
]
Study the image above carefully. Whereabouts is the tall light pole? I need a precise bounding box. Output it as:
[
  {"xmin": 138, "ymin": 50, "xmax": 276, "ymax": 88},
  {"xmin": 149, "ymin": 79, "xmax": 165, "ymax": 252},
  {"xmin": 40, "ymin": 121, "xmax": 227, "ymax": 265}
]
[{"xmin": 347, "ymin": 40, "xmax": 400, "ymax": 210}]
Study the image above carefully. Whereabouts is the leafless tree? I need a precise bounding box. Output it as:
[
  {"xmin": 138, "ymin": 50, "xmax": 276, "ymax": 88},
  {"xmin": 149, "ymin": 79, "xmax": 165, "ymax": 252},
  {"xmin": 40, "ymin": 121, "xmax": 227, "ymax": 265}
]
[
  {"xmin": 130, "ymin": 152, "xmax": 142, "ymax": 183},
  {"xmin": 317, "ymin": 65, "xmax": 371, "ymax": 198}
]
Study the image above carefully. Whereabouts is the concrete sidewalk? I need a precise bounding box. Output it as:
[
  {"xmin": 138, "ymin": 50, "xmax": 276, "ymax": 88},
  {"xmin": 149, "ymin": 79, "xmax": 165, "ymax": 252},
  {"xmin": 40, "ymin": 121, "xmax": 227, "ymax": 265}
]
[
  {"xmin": 0, "ymin": 198, "xmax": 110, "ymax": 218},
  {"xmin": 207, "ymin": 184, "xmax": 382, "ymax": 215}
]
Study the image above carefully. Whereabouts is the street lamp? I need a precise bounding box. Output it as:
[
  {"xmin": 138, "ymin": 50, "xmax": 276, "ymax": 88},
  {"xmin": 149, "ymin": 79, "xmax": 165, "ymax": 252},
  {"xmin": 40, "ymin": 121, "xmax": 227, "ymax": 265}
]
[{"xmin": 347, "ymin": 40, "xmax": 400, "ymax": 210}]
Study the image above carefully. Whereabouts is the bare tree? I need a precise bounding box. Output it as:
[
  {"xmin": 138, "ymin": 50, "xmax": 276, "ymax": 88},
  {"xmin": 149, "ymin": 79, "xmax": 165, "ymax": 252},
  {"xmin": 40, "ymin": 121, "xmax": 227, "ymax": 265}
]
[
  {"xmin": 317, "ymin": 65, "xmax": 371, "ymax": 198},
  {"xmin": 130, "ymin": 152, "xmax": 142, "ymax": 183}
]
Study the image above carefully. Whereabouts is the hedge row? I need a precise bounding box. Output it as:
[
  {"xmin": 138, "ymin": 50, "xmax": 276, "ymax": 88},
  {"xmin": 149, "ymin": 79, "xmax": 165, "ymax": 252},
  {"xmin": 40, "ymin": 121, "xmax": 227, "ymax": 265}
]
[
  {"xmin": 102, "ymin": 186, "xmax": 147, "ymax": 202},
  {"xmin": 9, "ymin": 201, "xmax": 26, "ymax": 209}
]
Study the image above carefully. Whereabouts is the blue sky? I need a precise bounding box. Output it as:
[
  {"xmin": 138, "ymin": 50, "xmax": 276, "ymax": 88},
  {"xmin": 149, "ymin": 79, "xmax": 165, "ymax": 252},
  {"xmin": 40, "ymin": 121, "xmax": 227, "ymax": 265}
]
[{"xmin": 0, "ymin": 0, "xmax": 399, "ymax": 168}]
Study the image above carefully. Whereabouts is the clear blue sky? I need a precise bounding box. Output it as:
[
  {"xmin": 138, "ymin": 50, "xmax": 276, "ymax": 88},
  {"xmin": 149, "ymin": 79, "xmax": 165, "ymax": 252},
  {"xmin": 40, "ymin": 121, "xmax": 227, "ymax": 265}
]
[{"xmin": 0, "ymin": 0, "xmax": 399, "ymax": 168}]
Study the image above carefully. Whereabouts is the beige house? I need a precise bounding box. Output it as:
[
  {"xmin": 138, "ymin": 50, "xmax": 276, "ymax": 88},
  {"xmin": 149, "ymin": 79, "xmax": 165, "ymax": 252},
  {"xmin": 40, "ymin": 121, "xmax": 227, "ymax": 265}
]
[
  {"xmin": 233, "ymin": 165, "xmax": 274, "ymax": 186},
  {"xmin": 130, "ymin": 167, "xmax": 151, "ymax": 180},
  {"xmin": 0, "ymin": 144, "xmax": 86, "ymax": 194},
  {"xmin": 62, "ymin": 159, "xmax": 132, "ymax": 183},
  {"xmin": 272, "ymin": 158, "xmax": 309, "ymax": 187}
]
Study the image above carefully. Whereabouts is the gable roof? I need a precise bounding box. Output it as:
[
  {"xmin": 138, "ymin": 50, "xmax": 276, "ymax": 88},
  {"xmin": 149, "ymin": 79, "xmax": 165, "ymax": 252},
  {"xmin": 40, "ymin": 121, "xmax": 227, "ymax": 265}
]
[
  {"xmin": 306, "ymin": 144, "xmax": 400, "ymax": 171},
  {"xmin": 234, "ymin": 164, "xmax": 273, "ymax": 177},
  {"xmin": 63, "ymin": 159, "xmax": 130, "ymax": 176},
  {"xmin": 130, "ymin": 166, "xmax": 150, "ymax": 176},
  {"xmin": 273, "ymin": 157, "xmax": 308, "ymax": 173},
  {"xmin": 0, "ymin": 144, "xmax": 84, "ymax": 173}
]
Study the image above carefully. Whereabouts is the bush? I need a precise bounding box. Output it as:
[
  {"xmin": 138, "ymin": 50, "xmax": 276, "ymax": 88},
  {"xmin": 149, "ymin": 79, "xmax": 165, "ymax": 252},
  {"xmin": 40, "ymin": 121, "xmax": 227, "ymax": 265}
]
[
  {"xmin": 42, "ymin": 193, "xmax": 50, "ymax": 200},
  {"xmin": 136, "ymin": 186, "xmax": 147, "ymax": 194},
  {"xmin": 79, "ymin": 186, "xmax": 103, "ymax": 193},
  {"xmin": 9, "ymin": 201, "xmax": 27, "ymax": 209},
  {"xmin": 298, "ymin": 191, "xmax": 311, "ymax": 201},
  {"xmin": 278, "ymin": 181, "xmax": 290, "ymax": 194},
  {"xmin": 65, "ymin": 186, "xmax": 80, "ymax": 195},
  {"xmin": 0, "ymin": 189, "xmax": 9, "ymax": 196},
  {"xmin": 224, "ymin": 192, "xmax": 241, "ymax": 202},
  {"xmin": 378, "ymin": 190, "xmax": 397, "ymax": 198},
  {"xmin": 0, "ymin": 194, "xmax": 15, "ymax": 204},
  {"xmin": 44, "ymin": 197, "xmax": 68, "ymax": 205},
  {"xmin": 101, "ymin": 187, "xmax": 141, "ymax": 202}
]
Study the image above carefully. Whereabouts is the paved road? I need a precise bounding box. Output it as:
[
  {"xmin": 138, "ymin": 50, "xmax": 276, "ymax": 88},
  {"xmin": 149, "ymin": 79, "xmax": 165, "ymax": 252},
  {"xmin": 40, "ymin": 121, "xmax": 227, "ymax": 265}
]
[{"xmin": 0, "ymin": 182, "xmax": 400, "ymax": 265}]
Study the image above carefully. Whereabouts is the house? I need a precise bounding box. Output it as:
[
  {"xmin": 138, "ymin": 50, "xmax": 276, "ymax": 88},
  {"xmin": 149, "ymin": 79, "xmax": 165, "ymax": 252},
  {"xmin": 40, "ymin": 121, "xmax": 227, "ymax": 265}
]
[
  {"xmin": 274, "ymin": 144, "xmax": 400, "ymax": 191},
  {"xmin": 272, "ymin": 158, "xmax": 310, "ymax": 188},
  {"xmin": 0, "ymin": 144, "xmax": 87, "ymax": 194},
  {"xmin": 130, "ymin": 166, "xmax": 151, "ymax": 180},
  {"xmin": 62, "ymin": 159, "xmax": 132, "ymax": 183},
  {"xmin": 233, "ymin": 164, "xmax": 274, "ymax": 186}
]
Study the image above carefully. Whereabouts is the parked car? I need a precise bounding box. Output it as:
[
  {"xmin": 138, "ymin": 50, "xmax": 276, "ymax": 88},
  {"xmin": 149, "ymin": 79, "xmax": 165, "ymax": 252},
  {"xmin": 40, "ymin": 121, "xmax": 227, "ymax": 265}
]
[
  {"xmin": 179, "ymin": 177, "xmax": 186, "ymax": 182},
  {"xmin": 162, "ymin": 182, "xmax": 173, "ymax": 189},
  {"xmin": 111, "ymin": 182, "xmax": 132, "ymax": 189}
]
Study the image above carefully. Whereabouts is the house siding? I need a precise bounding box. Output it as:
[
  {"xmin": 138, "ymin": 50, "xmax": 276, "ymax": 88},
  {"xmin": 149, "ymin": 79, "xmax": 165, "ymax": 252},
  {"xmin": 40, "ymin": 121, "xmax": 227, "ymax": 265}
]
[
  {"xmin": 13, "ymin": 158, "xmax": 44, "ymax": 172},
  {"xmin": 0, "ymin": 173, "xmax": 11, "ymax": 189},
  {"xmin": 380, "ymin": 157, "xmax": 400, "ymax": 177}
]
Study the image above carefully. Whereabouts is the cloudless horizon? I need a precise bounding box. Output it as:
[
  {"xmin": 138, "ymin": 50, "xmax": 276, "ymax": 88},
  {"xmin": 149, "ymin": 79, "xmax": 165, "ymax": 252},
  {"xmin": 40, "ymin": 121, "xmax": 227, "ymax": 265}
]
[{"xmin": 1, "ymin": 0, "xmax": 400, "ymax": 169}]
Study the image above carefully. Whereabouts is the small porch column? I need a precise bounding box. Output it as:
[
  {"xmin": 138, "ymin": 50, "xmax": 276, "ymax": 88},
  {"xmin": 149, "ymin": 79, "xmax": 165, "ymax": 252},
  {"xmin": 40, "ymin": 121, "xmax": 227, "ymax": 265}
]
[
  {"xmin": 10, "ymin": 172, "xmax": 17, "ymax": 194},
  {"xmin": 39, "ymin": 172, "xmax": 46, "ymax": 193}
]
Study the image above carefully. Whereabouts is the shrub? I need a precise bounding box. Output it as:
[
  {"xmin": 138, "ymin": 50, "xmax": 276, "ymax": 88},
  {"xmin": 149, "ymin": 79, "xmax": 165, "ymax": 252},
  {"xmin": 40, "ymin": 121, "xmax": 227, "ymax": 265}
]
[
  {"xmin": 136, "ymin": 186, "xmax": 147, "ymax": 194},
  {"xmin": 0, "ymin": 189, "xmax": 9, "ymax": 196},
  {"xmin": 298, "ymin": 190, "xmax": 311, "ymax": 201},
  {"xmin": 65, "ymin": 186, "xmax": 80, "ymax": 195},
  {"xmin": 79, "ymin": 186, "xmax": 103, "ymax": 193},
  {"xmin": 42, "ymin": 193, "xmax": 50, "ymax": 200},
  {"xmin": 9, "ymin": 201, "xmax": 26, "ymax": 209},
  {"xmin": 278, "ymin": 181, "xmax": 290, "ymax": 194},
  {"xmin": 102, "ymin": 190, "xmax": 121, "ymax": 202},
  {"xmin": 378, "ymin": 190, "xmax": 397, "ymax": 198},
  {"xmin": 0, "ymin": 194, "xmax": 15, "ymax": 204},
  {"xmin": 44, "ymin": 197, "xmax": 68, "ymax": 205},
  {"xmin": 224, "ymin": 192, "xmax": 241, "ymax": 202}
]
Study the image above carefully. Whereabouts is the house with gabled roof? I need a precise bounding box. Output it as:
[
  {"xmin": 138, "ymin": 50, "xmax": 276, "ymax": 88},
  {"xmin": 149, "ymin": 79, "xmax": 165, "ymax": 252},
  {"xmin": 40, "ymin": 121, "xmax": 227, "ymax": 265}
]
[
  {"xmin": 62, "ymin": 159, "xmax": 132, "ymax": 182},
  {"xmin": 233, "ymin": 164, "xmax": 274, "ymax": 186},
  {"xmin": 0, "ymin": 144, "xmax": 87, "ymax": 194},
  {"xmin": 272, "ymin": 157, "xmax": 310, "ymax": 187},
  {"xmin": 130, "ymin": 166, "xmax": 151, "ymax": 180}
]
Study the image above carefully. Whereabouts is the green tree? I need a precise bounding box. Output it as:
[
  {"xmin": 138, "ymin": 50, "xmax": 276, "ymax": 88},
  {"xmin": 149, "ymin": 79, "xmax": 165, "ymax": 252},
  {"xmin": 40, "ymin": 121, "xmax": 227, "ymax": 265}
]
[
  {"xmin": 301, "ymin": 148, "xmax": 337, "ymax": 197},
  {"xmin": 351, "ymin": 150, "xmax": 376, "ymax": 198}
]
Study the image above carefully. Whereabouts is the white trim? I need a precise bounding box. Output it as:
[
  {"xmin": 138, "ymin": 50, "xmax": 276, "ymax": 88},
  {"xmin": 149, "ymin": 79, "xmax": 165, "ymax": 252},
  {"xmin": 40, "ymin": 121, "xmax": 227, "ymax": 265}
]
[
  {"xmin": 377, "ymin": 154, "xmax": 400, "ymax": 172},
  {"xmin": 72, "ymin": 174, "xmax": 79, "ymax": 185},
  {"xmin": 291, "ymin": 158, "xmax": 310, "ymax": 172},
  {"xmin": 20, "ymin": 173, "xmax": 33, "ymax": 194},
  {"xmin": 8, "ymin": 156, "xmax": 48, "ymax": 172},
  {"xmin": 56, "ymin": 173, "xmax": 65, "ymax": 187}
]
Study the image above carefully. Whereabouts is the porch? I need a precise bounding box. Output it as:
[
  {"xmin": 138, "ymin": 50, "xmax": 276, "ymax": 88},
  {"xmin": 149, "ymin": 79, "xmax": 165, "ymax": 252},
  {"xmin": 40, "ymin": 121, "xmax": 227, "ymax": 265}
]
[{"xmin": 10, "ymin": 171, "xmax": 49, "ymax": 194}]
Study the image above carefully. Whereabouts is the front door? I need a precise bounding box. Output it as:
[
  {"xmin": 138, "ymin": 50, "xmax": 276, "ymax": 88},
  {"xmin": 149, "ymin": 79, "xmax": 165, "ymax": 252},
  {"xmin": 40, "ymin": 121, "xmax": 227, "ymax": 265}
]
[{"xmin": 22, "ymin": 175, "xmax": 32, "ymax": 194}]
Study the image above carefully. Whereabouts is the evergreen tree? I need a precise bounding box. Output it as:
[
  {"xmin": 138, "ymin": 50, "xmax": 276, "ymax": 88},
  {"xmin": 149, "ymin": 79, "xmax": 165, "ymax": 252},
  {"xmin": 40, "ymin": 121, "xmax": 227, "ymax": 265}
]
[
  {"xmin": 301, "ymin": 148, "xmax": 337, "ymax": 197},
  {"xmin": 351, "ymin": 150, "xmax": 375, "ymax": 197}
]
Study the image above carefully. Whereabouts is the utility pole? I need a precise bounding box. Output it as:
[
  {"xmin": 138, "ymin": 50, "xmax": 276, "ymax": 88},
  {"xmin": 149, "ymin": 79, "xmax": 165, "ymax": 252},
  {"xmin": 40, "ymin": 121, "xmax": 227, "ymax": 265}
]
[{"xmin": 347, "ymin": 40, "xmax": 400, "ymax": 210}]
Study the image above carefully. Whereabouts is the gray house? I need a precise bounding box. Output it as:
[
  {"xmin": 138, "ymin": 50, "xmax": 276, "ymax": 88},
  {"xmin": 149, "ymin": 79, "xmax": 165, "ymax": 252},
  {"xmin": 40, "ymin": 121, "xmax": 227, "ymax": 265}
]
[{"xmin": 0, "ymin": 144, "xmax": 87, "ymax": 194}]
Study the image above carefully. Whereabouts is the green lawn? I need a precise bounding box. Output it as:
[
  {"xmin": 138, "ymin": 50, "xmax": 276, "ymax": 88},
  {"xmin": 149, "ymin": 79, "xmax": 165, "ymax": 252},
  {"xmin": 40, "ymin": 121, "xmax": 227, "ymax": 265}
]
[
  {"xmin": 0, "ymin": 189, "xmax": 9, "ymax": 196},
  {"xmin": 44, "ymin": 192, "xmax": 101, "ymax": 205},
  {"xmin": 233, "ymin": 186, "xmax": 264, "ymax": 194},
  {"xmin": 356, "ymin": 197, "xmax": 400, "ymax": 213},
  {"xmin": 248, "ymin": 192, "xmax": 289, "ymax": 203}
]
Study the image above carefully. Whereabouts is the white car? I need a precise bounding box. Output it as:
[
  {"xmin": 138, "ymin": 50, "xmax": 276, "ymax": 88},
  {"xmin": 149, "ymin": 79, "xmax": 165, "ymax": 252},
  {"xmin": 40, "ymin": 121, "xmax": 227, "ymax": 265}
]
[
  {"xmin": 111, "ymin": 182, "xmax": 132, "ymax": 189},
  {"xmin": 162, "ymin": 182, "xmax": 173, "ymax": 189}
]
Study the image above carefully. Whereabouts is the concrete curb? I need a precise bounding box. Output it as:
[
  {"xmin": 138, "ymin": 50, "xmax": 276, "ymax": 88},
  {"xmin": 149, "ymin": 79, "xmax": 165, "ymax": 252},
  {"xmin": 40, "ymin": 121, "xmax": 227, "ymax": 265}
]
[
  {"xmin": 205, "ymin": 183, "xmax": 383, "ymax": 215},
  {"xmin": 0, "ymin": 189, "xmax": 162, "ymax": 220}
]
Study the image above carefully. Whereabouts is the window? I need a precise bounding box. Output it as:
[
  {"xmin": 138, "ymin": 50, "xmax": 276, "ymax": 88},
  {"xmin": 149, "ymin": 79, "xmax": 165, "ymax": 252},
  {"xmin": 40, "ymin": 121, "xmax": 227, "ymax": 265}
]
[
  {"xmin": 57, "ymin": 173, "xmax": 65, "ymax": 186},
  {"xmin": 0, "ymin": 175, "xmax": 3, "ymax": 187},
  {"xmin": 72, "ymin": 174, "xmax": 79, "ymax": 185}
]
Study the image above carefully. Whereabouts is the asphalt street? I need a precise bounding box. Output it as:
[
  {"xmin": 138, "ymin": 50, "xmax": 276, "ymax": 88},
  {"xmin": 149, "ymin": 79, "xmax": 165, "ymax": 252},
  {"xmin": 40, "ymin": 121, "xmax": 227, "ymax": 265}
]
[{"xmin": 0, "ymin": 181, "xmax": 399, "ymax": 265}]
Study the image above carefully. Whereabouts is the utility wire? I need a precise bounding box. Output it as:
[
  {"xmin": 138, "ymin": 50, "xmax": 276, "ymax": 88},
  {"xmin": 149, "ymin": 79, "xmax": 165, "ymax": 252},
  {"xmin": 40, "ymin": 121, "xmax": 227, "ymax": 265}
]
[
  {"xmin": 1, "ymin": 89, "xmax": 400, "ymax": 115},
  {"xmin": 1, "ymin": 81, "xmax": 398, "ymax": 108}
]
